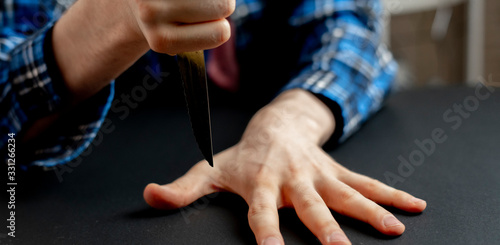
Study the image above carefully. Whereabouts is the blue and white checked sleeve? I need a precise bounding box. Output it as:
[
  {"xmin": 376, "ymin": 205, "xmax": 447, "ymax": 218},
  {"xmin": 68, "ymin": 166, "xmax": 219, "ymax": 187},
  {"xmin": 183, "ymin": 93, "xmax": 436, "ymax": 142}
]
[
  {"xmin": 1, "ymin": 0, "xmax": 114, "ymax": 168},
  {"xmin": 282, "ymin": 0, "xmax": 398, "ymax": 142}
]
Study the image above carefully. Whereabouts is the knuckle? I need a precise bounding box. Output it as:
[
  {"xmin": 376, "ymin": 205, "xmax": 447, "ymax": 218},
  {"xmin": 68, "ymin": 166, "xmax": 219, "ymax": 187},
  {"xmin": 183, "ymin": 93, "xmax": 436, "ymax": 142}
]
[
  {"xmin": 296, "ymin": 193, "xmax": 322, "ymax": 210},
  {"xmin": 320, "ymin": 222, "xmax": 341, "ymax": 235},
  {"xmin": 285, "ymin": 180, "xmax": 308, "ymax": 196},
  {"xmin": 299, "ymin": 196, "xmax": 321, "ymax": 210},
  {"xmin": 335, "ymin": 164, "xmax": 352, "ymax": 177},
  {"xmin": 338, "ymin": 188, "xmax": 360, "ymax": 203},
  {"xmin": 391, "ymin": 189, "xmax": 408, "ymax": 201},
  {"xmin": 251, "ymin": 189, "xmax": 269, "ymax": 201},
  {"xmin": 148, "ymin": 31, "xmax": 177, "ymax": 54},
  {"xmin": 284, "ymin": 181, "xmax": 323, "ymax": 210},
  {"xmin": 146, "ymin": 33, "xmax": 164, "ymax": 52},
  {"xmin": 220, "ymin": 0, "xmax": 236, "ymax": 18},
  {"xmin": 249, "ymin": 164, "xmax": 276, "ymax": 186},
  {"xmin": 287, "ymin": 163, "xmax": 304, "ymax": 179},
  {"xmin": 213, "ymin": 20, "xmax": 231, "ymax": 45},
  {"xmin": 136, "ymin": 1, "xmax": 157, "ymax": 23},
  {"xmin": 170, "ymin": 182, "xmax": 190, "ymax": 206},
  {"xmin": 248, "ymin": 202, "xmax": 273, "ymax": 218},
  {"xmin": 365, "ymin": 179, "xmax": 383, "ymax": 193},
  {"xmin": 148, "ymin": 39, "xmax": 164, "ymax": 53}
]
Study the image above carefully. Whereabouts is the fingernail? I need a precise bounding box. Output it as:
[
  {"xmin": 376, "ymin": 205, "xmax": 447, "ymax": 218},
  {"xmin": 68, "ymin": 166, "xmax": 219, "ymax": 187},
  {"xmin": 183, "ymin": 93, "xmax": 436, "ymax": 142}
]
[
  {"xmin": 262, "ymin": 237, "xmax": 281, "ymax": 245},
  {"xmin": 326, "ymin": 232, "xmax": 349, "ymax": 244},
  {"xmin": 412, "ymin": 197, "xmax": 426, "ymax": 204},
  {"xmin": 383, "ymin": 215, "xmax": 402, "ymax": 228}
]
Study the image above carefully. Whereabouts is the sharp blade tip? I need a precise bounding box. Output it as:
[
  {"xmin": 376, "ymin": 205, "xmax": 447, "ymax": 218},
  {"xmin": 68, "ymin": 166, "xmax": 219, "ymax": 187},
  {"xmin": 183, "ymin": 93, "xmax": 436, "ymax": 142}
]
[{"xmin": 206, "ymin": 157, "xmax": 214, "ymax": 167}]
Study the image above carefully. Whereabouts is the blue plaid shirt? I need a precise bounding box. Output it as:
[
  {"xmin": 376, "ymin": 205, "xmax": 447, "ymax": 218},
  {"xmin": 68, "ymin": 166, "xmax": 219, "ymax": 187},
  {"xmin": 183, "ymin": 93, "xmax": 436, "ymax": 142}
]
[{"xmin": 1, "ymin": 0, "xmax": 397, "ymax": 168}]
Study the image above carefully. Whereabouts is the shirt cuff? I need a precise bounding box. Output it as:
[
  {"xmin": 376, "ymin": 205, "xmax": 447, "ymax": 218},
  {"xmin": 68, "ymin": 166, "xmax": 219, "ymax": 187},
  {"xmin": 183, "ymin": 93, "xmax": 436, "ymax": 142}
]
[
  {"xmin": 10, "ymin": 23, "xmax": 115, "ymax": 168},
  {"xmin": 25, "ymin": 84, "xmax": 115, "ymax": 168},
  {"xmin": 308, "ymin": 92, "xmax": 344, "ymax": 145},
  {"xmin": 8, "ymin": 22, "xmax": 64, "ymax": 121}
]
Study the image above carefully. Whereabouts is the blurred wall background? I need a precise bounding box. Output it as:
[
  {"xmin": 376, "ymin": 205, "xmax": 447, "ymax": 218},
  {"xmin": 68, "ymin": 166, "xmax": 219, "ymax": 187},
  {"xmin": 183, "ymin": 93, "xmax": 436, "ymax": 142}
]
[
  {"xmin": 384, "ymin": 0, "xmax": 498, "ymax": 89},
  {"xmin": 484, "ymin": 0, "xmax": 499, "ymax": 84}
]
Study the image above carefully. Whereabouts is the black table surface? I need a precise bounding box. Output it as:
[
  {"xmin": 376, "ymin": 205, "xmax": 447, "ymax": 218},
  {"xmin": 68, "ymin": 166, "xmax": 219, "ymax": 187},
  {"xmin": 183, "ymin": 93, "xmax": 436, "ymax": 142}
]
[{"xmin": 2, "ymin": 86, "xmax": 500, "ymax": 245}]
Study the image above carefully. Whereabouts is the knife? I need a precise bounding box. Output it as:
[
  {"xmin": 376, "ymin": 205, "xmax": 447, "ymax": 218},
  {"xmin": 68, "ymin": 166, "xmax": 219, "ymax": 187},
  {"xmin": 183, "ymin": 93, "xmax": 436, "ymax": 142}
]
[{"xmin": 177, "ymin": 51, "xmax": 214, "ymax": 167}]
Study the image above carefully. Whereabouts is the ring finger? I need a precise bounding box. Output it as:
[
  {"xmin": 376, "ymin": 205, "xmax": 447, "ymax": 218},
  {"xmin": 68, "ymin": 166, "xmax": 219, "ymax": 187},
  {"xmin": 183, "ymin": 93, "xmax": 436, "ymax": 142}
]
[
  {"xmin": 316, "ymin": 177, "xmax": 405, "ymax": 236},
  {"xmin": 287, "ymin": 181, "xmax": 351, "ymax": 245}
]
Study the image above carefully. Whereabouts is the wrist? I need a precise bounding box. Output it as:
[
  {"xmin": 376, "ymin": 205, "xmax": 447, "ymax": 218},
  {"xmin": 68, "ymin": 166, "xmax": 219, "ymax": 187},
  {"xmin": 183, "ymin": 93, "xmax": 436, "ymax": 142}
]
[
  {"xmin": 245, "ymin": 89, "xmax": 336, "ymax": 145},
  {"xmin": 89, "ymin": 0, "xmax": 148, "ymax": 46},
  {"xmin": 52, "ymin": 0, "xmax": 149, "ymax": 104},
  {"xmin": 274, "ymin": 89, "xmax": 336, "ymax": 144}
]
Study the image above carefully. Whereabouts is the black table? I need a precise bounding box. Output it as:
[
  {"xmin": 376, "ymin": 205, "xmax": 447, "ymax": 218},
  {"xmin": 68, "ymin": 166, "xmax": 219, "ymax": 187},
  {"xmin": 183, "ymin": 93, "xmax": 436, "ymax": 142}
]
[{"xmin": 2, "ymin": 86, "xmax": 500, "ymax": 245}]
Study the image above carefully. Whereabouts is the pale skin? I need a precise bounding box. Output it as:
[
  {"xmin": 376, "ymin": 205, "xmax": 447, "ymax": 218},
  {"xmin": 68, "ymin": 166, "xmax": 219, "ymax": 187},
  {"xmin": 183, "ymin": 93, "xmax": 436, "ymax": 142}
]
[
  {"xmin": 25, "ymin": 0, "xmax": 427, "ymax": 244},
  {"xmin": 144, "ymin": 89, "xmax": 426, "ymax": 245}
]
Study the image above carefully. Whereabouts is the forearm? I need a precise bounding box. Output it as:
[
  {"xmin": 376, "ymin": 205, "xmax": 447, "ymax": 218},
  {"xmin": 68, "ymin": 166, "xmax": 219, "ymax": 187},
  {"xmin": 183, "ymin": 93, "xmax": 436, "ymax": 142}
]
[
  {"xmin": 20, "ymin": 0, "xmax": 147, "ymax": 142},
  {"xmin": 52, "ymin": 0, "xmax": 148, "ymax": 105}
]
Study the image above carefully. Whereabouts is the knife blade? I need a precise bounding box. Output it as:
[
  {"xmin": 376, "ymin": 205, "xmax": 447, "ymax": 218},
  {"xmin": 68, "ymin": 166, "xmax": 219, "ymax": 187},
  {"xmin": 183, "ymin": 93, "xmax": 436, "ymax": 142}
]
[{"xmin": 177, "ymin": 51, "xmax": 214, "ymax": 167}]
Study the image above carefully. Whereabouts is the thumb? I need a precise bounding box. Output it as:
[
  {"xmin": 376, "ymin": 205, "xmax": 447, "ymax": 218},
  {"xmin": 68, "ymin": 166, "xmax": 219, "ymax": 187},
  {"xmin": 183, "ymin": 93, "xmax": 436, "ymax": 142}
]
[{"xmin": 144, "ymin": 161, "xmax": 217, "ymax": 209}]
